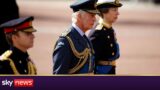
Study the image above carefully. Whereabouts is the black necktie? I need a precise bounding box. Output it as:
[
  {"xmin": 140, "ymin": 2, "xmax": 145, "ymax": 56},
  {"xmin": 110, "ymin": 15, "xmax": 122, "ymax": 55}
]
[{"xmin": 83, "ymin": 35, "xmax": 94, "ymax": 73}]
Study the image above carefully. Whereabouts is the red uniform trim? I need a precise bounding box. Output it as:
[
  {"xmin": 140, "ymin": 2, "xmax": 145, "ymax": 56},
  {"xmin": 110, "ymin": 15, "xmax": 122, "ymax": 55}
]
[{"xmin": 4, "ymin": 22, "xmax": 32, "ymax": 33}]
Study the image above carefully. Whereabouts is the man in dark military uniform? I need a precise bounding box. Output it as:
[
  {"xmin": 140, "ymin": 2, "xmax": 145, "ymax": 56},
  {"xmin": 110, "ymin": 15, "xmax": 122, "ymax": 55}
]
[
  {"xmin": 0, "ymin": 16, "xmax": 37, "ymax": 75},
  {"xmin": 89, "ymin": 0, "xmax": 122, "ymax": 74},
  {"xmin": 52, "ymin": 0, "xmax": 98, "ymax": 74}
]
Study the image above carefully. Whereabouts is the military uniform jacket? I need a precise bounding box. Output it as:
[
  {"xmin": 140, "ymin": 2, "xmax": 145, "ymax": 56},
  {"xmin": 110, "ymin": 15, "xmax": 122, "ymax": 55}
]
[
  {"xmin": 89, "ymin": 24, "xmax": 120, "ymax": 62},
  {"xmin": 0, "ymin": 47, "xmax": 36, "ymax": 74},
  {"xmin": 53, "ymin": 27, "xmax": 94, "ymax": 74}
]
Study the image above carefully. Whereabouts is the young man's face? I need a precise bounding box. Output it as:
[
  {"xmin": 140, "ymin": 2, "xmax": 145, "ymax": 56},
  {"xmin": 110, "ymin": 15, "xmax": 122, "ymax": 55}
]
[
  {"xmin": 103, "ymin": 7, "xmax": 119, "ymax": 24},
  {"xmin": 80, "ymin": 11, "xmax": 96, "ymax": 31},
  {"xmin": 12, "ymin": 29, "xmax": 35, "ymax": 51}
]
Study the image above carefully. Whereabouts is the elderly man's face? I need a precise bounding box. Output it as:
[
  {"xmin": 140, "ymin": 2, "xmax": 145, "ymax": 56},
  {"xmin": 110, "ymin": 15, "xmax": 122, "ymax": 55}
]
[{"xmin": 80, "ymin": 11, "xmax": 96, "ymax": 31}]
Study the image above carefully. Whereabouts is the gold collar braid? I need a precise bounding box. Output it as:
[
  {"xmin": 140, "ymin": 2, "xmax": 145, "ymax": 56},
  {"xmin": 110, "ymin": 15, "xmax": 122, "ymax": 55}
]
[{"xmin": 4, "ymin": 58, "xmax": 37, "ymax": 75}]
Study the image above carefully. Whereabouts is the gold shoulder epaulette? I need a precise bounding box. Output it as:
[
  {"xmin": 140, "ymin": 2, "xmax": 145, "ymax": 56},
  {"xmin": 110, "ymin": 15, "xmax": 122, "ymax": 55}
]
[
  {"xmin": 61, "ymin": 29, "xmax": 71, "ymax": 37},
  {"xmin": 95, "ymin": 24, "xmax": 103, "ymax": 30},
  {"xmin": 0, "ymin": 50, "xmax": 12, "ymax": 60}
]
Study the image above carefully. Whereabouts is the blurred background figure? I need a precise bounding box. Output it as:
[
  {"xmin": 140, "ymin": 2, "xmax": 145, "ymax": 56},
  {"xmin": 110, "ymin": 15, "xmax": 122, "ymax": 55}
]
[
  {"xmin": 0, "ymin": 0, "xmax": 19, "ymax": 55},
  {"xmin": 153, "ymin": 0, "xmax": 160, "ymax": 4}
]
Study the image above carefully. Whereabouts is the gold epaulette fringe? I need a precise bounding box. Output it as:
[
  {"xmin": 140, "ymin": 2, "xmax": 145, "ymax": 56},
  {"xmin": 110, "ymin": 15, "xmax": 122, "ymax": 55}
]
[{"xmin": 0, "ymin": 50, "xmax": 36, "ymax": 75}]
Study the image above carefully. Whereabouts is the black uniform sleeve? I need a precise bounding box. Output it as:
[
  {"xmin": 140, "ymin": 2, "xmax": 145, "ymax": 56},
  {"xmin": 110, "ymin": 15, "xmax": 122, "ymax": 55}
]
[{"xmin": 0, "ymin": 60, "xmax": 13, "ymax": 74}]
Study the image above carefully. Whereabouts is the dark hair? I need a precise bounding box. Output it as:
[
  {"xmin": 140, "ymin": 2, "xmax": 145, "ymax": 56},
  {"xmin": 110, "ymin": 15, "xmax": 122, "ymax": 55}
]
[
  {"xmin": 98, "ymin": 8, "xmax": 109, "ymax": 18},
  {"xmin": 5, "ymin": 31, "xmax": 19, "ymax": 46}
]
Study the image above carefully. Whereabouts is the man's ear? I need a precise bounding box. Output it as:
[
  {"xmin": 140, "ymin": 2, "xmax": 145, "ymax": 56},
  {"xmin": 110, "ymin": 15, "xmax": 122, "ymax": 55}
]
[
  {"xmin": 12, "ymin": 33, "xmax": 19, "ymax": 41},
  {"xmin": 12, "ymin": 34, "xmax": 16, "ymax": 42},
  {"xmin": 77, "ymin": 12, "xmax": 81, "ymax": 21}
]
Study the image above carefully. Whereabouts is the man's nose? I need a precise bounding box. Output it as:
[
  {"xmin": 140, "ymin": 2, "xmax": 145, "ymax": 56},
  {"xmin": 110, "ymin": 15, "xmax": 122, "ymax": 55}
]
[
  {"xmin": 117, "ymin": 10, "xmax": 120, "ymax": 15},
  {"xmin": 31, "ymin": 33, "xmax": 35, "ymax": 39}
]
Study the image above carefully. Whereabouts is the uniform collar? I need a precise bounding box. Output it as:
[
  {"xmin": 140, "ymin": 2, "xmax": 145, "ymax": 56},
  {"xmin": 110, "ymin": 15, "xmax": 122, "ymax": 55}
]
[
  {"xmin": 10, "ymin": 47, "xmax": 29, "ymax": 60},
  {"xmin": 99, "ymin": 18, "xmax": 112, "ymax": 29},
  {"xmin": 72, "ymin": 23, "xmax": 85, "ymax": 37}
]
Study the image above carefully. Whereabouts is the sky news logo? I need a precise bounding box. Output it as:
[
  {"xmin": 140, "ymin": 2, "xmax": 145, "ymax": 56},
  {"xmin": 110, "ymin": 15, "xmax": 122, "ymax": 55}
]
[{"xmin": 1, "ymin": 79, "xmax": 34, "ymax": 87}]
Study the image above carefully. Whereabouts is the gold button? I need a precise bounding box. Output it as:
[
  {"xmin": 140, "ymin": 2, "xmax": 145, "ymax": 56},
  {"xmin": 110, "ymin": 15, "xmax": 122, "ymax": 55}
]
[
  {"xmin": 19, "ymin": 60, "xmax": 22, "ymax": 64},
  {"xmin": 107, "ymin": 36, "xmax": 110, "ymax": 39},
  {"xmin": 112, "ymin": 52, "xmax": 115, "ymax": 56},
  {"xmin": 110, "ymin": 43, "xmax": 113, "ymax": 47}
]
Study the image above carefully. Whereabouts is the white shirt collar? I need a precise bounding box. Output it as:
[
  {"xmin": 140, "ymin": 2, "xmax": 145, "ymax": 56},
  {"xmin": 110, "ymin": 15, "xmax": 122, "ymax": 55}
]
[{"xmin": 72, "ymin": 23, "xmax": 84, "ymax": 37}]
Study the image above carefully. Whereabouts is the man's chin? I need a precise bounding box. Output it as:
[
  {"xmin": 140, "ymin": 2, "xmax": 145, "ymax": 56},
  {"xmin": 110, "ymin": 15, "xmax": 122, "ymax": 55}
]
[{"xmin": 28, "ymin": 44, "xmax": 33, "ymax": 48}]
